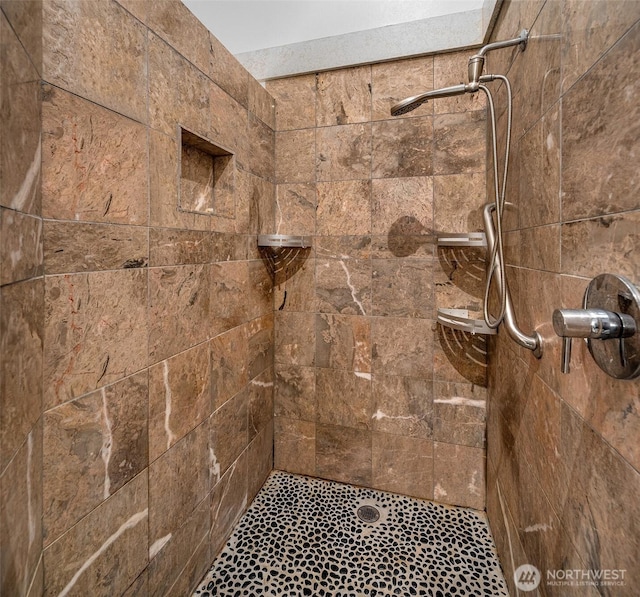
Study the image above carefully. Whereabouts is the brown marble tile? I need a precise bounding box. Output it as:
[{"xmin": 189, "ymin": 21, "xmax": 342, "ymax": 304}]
[
  {"xmin": 371, "ymin": 117, "xmax": 433, "ymax": 179},
  {"xmin": 371, "ymin": 259, "xmax": 434, "ymax": 318},
  {"xmin": 316, "ymin": 367, "xmax": 372, "ymax": 429},
  {"xmin": 115, "ymin": 0, "xmax": 148, "ymax": 24},
  {"xmin": 372, "ymin": 433, "xmax": 433, "ymax": 499},
  {"xmin": 209, "ymin": 82, "xmax": 248, "ymax": 163},
  {"xmin": 0, "ymin": 2, "xmax": 43, "ymax": 77},
  {"xmin": 315, "ymin": 236, "xmax": 372, "ymax": 261},
  {"xmin": 148, "ymin": 265, "xmax": 209, "ymax": 363},
  {"xmin": 249, "ymin": 78, "xmax": 276, "ymax": 129},
  {"xmin": 0, "ymin": 277, "xmax": 43, "ymax": 470},
  {"xmin": 248, "ymin": 368, "xmax": 274, "ymax": 442},
  {"xmin": 433, "ymin": 442, "xmax": 485, "ymax": 509},
  {"xmin": 44, "ymin": 270, "xmax": 147, "ymax": 408},
  {"xmin": 148, "ymin": 343, "xmax": 211, "ymax": 462},
  {"xmin": 43, "ymin": 471, "xmax": 148, "ymax": 597},
  {"xmin": 432, "ymin": 381, "xmax": 486, "ymax": 448},
  {"xmin": 275, "ymin": 183, "xmax": 316, "ymax": 236},
  {"xmin": 210, "ymin": 452, "xmax": 248, "ymax": 557},
  {"xmin": 316, "ymin": 423, "xmax": 371, "ymax": 486},
  {"xmin": 210, "ymin": 261, "xmax": 249, "ymax": 335},
  {"xmin": 42, "ymin": 0, "xmax": 147, "ymax": 123},
  {"xmin": 0, "ymin": 425, "xmax": 42, "ymax": 597},
  {"xmin": 44, "ymin": 221, "xmax": 147, "ymax": 274},
  {"xmin": 149, "ymin": 229, "xmax": 213, "ymax": 266},
  {"xmin": 274, "ymin": 365, "xmax": 316, "ymax": 421},
  {"xmin": 271, "ymin": 251, "xmax": 316, "ymax": 312},
  {"xmin": 274, "ymin": 417, "xmax": 316, "ymax": 476},
  {"xmin": 275, "ymin": 129, "xmax": 315, "ymax": 183},
  {"xmin": 433, "ymin": 50, "xmax": 486, "ymax": 115},
  {"xmin": 247, "ymin": 259, "xmax": 273, "ymax": 321},
  {"xmin": 266, "ymin": 74, "xmax": 316, "ymax": 131},
  {"xmin": 433, "ymin": 172, "xmax": 486, "ymax": 233},
  {"xmin": 210, "ymin": 388, "xmax": 249, "ymax": 484},
  {"xmin": 316, "ymin": 123, "xmax": 372, "ymax": 181},
  {"xmin": 371, "ymin": 176, "xmax": 433, "ymax": 236},
  {"xmin": 561, "ymin": 212, "xmax": 640, "ymax": 283},
  {"xmin": 371, "ymin": 55, "xmax": 434, "ymax": 121},
  {"xmin": 371, "ymin": 374, "xmax": 432, "ymax": 438},
  {"xmin": 149, "ymin": 423, "xmax": 210, "ymax": 545},
  {"xmin": 316, "ymin": 314, "xmax": 371, "ymax": 373},
  {"xmin": 371, "ymin": 317, "xmax": 433, "ymax": 379},
  {"xmin": 209, "ymin": 33, "xmax": 249, "ymax": 108},
  {"xmin": 42, "ymin": 85, "xmax": 148, "ymax": 224},
  {"xmin": 370, "ymin": 232, "xmax": 435, "ymax": 260},
  {"xmin": 0, "ymin": 209, "xmax": 42, "ymax": 285},
  {"xmin": 148, "ymin": 32, "xmax": 210, "ymax": 139},
  {"xmin": 149, "ymin": 130, "xmax": 210, "ymax": 231},
  {"xmin": 246, "ymin": 421, "xmax": 273, "ymax": 500},
  {"xmin": 316, "ymin": 257, "xmax": 371, "ymax": 316},
  {"xmin": 43, "ymin": 372, "xmax": 148, "ymax": 545},
  {"xmin": 519, "ymin": 224, "xmax": 560, "ymax": 272},
  {"xmin": 122, "ymin": 569, "xmax": 147, "ymax": 597},
  {"xmin": 433, "ymin": 111, "xmax": 486, "ymax": 175},
  {"xmin": 316, "ymin": 180, "xmax": 371, "ymax": 235},
  {"xmin": 210, "ymin": 325, "xmax": 249, "ymax": 410},
  {"xmin": 247, "ymin": 314, "xmax": 274, "ymax": 379},
  {"xmin": 163, "ymin": 530, "xmax": 210, "ymax": 597},
  {"xmin": 148, "ymin": 494, "xmax": 210, "ymax": 596},
  {"xmin": 246, "ymin": 113, "xmax": 274, "ymax": 182},
  {"xmin": 317, "ymin": 66, "xmax": 371, "ymax": 126},
  {"xmin": 274, "ymin": 311, "xmax": 315, "ymax": 367},
  {"xmin": 562, "ymin": 19, "xmax": 640, "ymax": 220}
]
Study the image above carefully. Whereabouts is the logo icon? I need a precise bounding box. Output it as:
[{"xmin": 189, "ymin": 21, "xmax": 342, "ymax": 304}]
[{"xmin": 514, "ymin": 564, "xmax": 541, "ymax": 591}]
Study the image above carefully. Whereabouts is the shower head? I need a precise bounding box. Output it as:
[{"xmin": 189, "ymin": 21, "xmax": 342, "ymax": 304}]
[{"xmin": 390, "ymin": 83, "xmax": 468, "ymax": 116}]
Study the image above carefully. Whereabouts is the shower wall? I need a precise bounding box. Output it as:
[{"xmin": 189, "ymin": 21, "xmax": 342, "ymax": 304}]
[
  {"xmin": 485, "ymin": 1, "xmax": 640, "ymax": 595},
  {"xmin": 1, "ymin": 0, "xmax": 275, "ymax": 594},
  {"xmin": 266, "ymin": 53, "xmax": 489, "ymax": 509}
]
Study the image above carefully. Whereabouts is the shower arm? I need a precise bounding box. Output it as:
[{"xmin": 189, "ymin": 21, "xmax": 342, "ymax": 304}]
[{"xmin": 482, "ymin": 203, "xmax": 543, "ymax": 358}]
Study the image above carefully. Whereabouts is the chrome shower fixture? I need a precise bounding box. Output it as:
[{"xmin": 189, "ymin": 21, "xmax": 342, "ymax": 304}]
[{"xmin": 389, "ymin": 29, "xmax": 529, "ymax": 116}]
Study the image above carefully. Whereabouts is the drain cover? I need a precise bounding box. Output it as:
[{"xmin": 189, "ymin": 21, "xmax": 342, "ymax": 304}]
[{"xmin": 357, "ymin": 504, "xmax": 381, "ymax": 523}]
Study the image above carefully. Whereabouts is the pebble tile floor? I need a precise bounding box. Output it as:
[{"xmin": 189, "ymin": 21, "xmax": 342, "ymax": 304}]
[{"xmin": 194, "ymin": 471, "xmax": 509, "ymax": 596}]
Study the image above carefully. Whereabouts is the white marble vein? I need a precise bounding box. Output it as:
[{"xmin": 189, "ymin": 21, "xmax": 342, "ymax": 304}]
[
  {"xmin": 339, "ymin": 260, "xmax": 366, "ymax": 315},
  {"xmin": 434, "ymin": 396, "xmax": 486, "ymax": 408},
  {"xmin": 100, "ymin": 388, "xmax": 113, "ymax": 500},
  {"xmin": 163, "ymin": 361, "xmax": 177, "ymax": 451}
]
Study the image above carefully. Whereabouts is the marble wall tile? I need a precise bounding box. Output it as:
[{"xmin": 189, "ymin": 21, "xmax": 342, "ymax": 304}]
[
  {"xmin": 42, "ymin": 0, "xmax": 147, "ymax": 123},
  {"xmin": 432, "ymin": 381, "xmax": 486, "ymax": 448},
  {"xmin": 433, "ymin": 50, "xmax": 486, "ymax": 115},
  {"xmin": 433, "ymin": 110, "xmax": 486, "ymax": 175},
  {"xmin": 274, "ymin": 312, "xmax": 316, "ymax": 367},
  {"xmin": 246, "ymin": 113, "xmax": 275, "ymax": 182},
  {"xmin": 275, "ymin": 129, "xmax": 315, "ymax": 183},
  {"xmin": 148, "ymin": 265, "xmax": 209, "ymax": 363},
  {"xmin": 371, "ymin": 259, "xmax": 433, "ymax": 318},
  {"xmin": 1, "ymin": 1, "xmax": 43, "ymax": 76},
  {"xmin": 163, "ymin": 530, "xmax": 210, "ymax": 597},
  {"xmin": 148, "ymin": 423, "xmax": 210, "ymax": 546},
  {"xmin": 433, "ymin": 442, "xmax": 485, "ymax": 509},
  {"xmin": 371, "ymin": 55, "xmax": 434, "ymax": 121},
  {"xmin": 315, "ymin": 257, "xmax": 371, "ymax": 316},
  {"xmin": 247, "ymin": 259, "xmax": 273, "ymax": 320},
  {"xmin": 316, "ymin": 236, "xmax": 372, "ymax": 261},
  {"xmin": 266, "ymin": 74, "xmax": 316, "ymax": 131},
  {"xmin": 210, "ymin": 453, "xmax": 248, "ymax": 557},
  {"xmin": 41, "ymin": 85, "xmax": 148, "ymax": 225},
  {"xmin": 249, "ymin": 78, "xmax": 276, "ymax": 130},
  {"xmin": 0, "ymin": 426, "xmax": 42, "ymax": 597},
  {"xmin": 210, "ymin": 82, "xmax": 248, "ymax": 162},
  {"xmin": 43, "ymin": 372, "xmax": 148, "ymax": 545},
  {"xmin": 210, "ymin": 261, "xmax": 249, "ymax": 336},
  {"xmin": 114, "ymin": 0, "xmax": 147, "ymax": 24},
  {"xmin": 274, "ymin": 365, "xmax": 316, "ymax": 421},
  {"xmin": 43, "ymin": 471, "xmax": 148, "ymax": 597},
  {"xmin": 148, "ymin": 343, "xmax": 211, "ymax": 462},
  {"xmin": 316, "ymin": 368, "xmax": 372, "ymax": 429},
  {"xmin": 371, "ymin": 117, "xmax": 434, "ymax": 179},
  {"xmin": 316, "ymin": 423, "xmax": 371, "ymax": 486},
  {"xmin": 274, "ymin": 418, "xmax": 316, "ymax": 476},
  {"xmin": 433, "ymin": 172, "xmax": 486, "ymax": 233},
  {"xmin": 248, "ymin": 368, "xmax": 274, "ymax": 441},
  {"xmin": 275, "ymin": 183, "xmax": 316, "ymax": 236},
  {"xmin": 316, "ymin": 313, "xmax": 371, "ymax": 373},
  {"xmin": 372, "ymin": 433, "xmax": 433, "ymax": 499},
  {"xmin": 210, "ymin": 325, "xmax": 249, "ymax": 410},
  {"xmin": 371, "ymin": 176, "xmax": 433, "ymax": 236},
  {"xmin": 209, "ymin": 33, "xmax": 249, "ymax": 108},
  {"xmin": 316, "ymin": 123, "xmax": 372, "ymax": 181},
  {"xmin": 518, "ymin": 225, "xmax": 560, "ymax": 272},
  {"xmin": 246, "ymin": 421, "xmax": 273, "ymax": 501},
  {"xmin": 44, "ymin": 270, "xmax": 148, "ymax": 408},
  {"xmin": 316, "ymin": 66, "xmax": 371, "ymax": 126},
  {"xmin": 271, "ymin": 251, "xmax": 316, "ymax": 313},
  {"xmin": 247, "ymin": 314, "xmax": 274, "ymax": 379},
  {"xmin": 316, "ymin": 180, "xmax": 371, "ymax": 235},
  {"xmin": 0, "ymin": 210, "xmax": 42, "ymax": 287},
  {"xmin": 44, "ymin": 221, "xmax": 147, "ymax": 274},
  {"xmin": 0, "ymin": 278, "xmax": 43, "ymax": 469},
  {"xmin": 149, "ymin": 229, "xmax": 213, "ymax": 266},
  {"xmin": 371, "ymin": 317, "xmax": 433, "ymax": 379},
  {"xmin": 371, "ymin": 374, "xmax": 432, "ymax": 438}
]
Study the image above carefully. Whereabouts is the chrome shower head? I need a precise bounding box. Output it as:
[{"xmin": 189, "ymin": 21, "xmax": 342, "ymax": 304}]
[{"xmin": 390, "ymin": 83, "xmax": 468, "ymax": 116}]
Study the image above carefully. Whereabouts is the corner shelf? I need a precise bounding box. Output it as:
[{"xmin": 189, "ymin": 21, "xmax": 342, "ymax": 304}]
[
  {"xmin": 437, "ymin": 308, "xmax": 497, "ymax": 335},
  {"xmin": 437, "ymin": 232, "xmax": 486, "ymax": 247},
  {"xmin": 258, "ymin": 234, "xmax": 312, "ymax": 249}
]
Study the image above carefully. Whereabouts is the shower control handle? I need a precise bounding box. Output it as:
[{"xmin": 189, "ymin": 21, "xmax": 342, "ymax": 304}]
[{"xmin": 552, "ymin": 309, "xmax": 636, "ymax": 373}]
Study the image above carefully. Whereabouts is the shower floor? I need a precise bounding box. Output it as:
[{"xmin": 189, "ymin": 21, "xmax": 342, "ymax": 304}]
[{"xmin": 194, "ymin": 471, "xmax": 509, "ymax": 596}]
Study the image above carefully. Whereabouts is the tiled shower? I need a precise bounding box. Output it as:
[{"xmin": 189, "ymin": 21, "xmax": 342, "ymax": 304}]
[{"xmin": 1, "ymin": 0, "xmax": 638, "ymax": 596}]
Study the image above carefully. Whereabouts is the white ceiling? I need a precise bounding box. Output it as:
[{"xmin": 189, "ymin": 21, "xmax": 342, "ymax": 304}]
[{"xmin": 183, "ymin": 0, "xmax": 498, "ymax": 80}]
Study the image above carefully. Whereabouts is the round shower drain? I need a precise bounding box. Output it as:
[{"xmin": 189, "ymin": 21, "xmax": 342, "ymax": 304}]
[{"xmin": 357, "ymin": 504, "xmax": 381, "ymax": 523}]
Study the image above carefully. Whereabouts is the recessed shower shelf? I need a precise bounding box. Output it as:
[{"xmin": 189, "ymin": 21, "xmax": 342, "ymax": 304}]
[
  {"xmin": 258, "ymin": 234, "xmax": 312, "ymax": 248},
  {"xmin": 437, "ymin": 232, "xmax": 487, "ymax": 247},
  {"xmin": 437, "ymin": 308, "xmax": 497, "ymax": 335}
]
